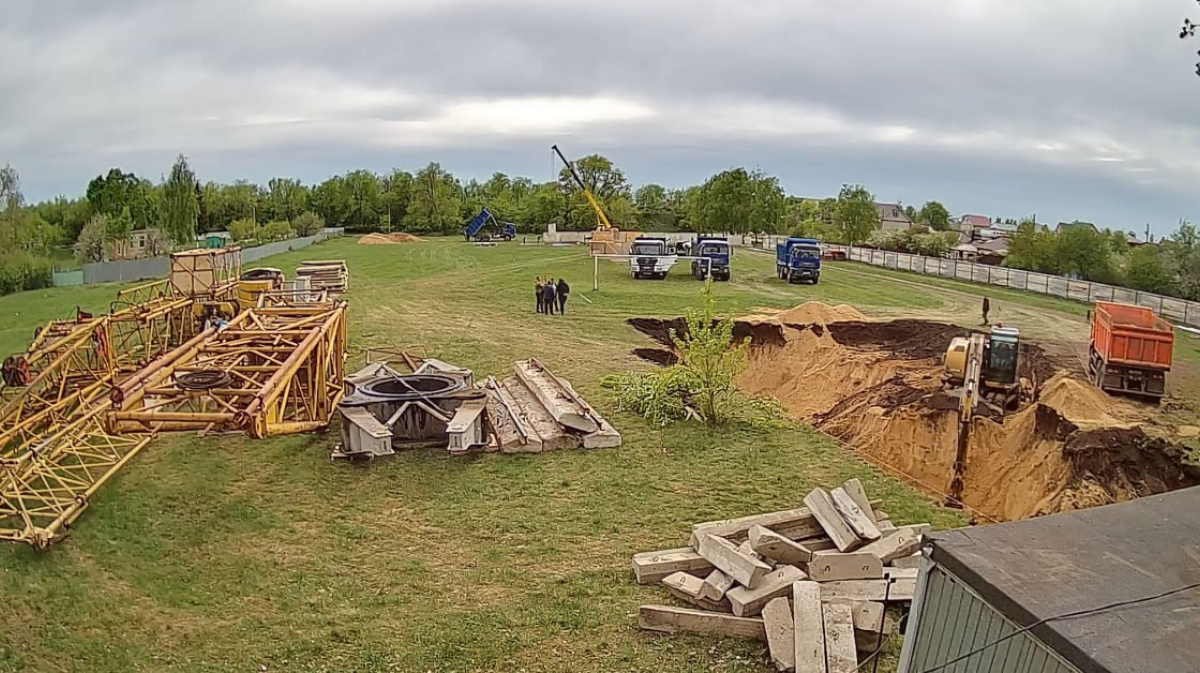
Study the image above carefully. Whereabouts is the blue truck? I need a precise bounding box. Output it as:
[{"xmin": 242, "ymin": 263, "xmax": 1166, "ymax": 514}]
[
  {"xmin": 776, "ymin": 237, "xmax": 822, "ymax": 284},
  {"xmin": 691, "ymin": 236, "xmax": 732, "ymax": 281},
  {"xmin": 464, "ymin": 208, "xmax": 516, "ymax": 242}
]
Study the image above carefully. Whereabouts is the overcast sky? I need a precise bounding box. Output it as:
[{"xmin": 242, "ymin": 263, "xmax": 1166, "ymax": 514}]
[{"xmin": 3, "ymin": 0, "xmax": 1200, "ymax": 235}]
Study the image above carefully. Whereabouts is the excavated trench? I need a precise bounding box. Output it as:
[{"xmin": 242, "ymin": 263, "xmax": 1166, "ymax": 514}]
[{"xmin": 629, "ymin": 302, "xmax": 1200, "ymax": 521}]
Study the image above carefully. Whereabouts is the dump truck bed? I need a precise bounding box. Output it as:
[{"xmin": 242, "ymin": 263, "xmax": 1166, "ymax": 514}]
[{"xmin": 1092, "ymin": 301, "xmax": 1174, "ymax": 370}]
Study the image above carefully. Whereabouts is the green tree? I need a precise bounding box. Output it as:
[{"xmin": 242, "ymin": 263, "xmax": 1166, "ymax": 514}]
[
  {"xmin": 557, "ymin": 154, "xmax": 631, "ymax": 229},
  {"xmin": 311, "ymin": 176, "xmax": 349, "ymax": 226},
  {"xmin": 342, "ymin": 170, "xmax": 383, "ymax": 230},
  {"xmin": 1124, "ymin": 244, "xmax": 1173, "ymax": 294},
  {"xmin": 74, "ymin": 214, "xmax": 109, "ymax": 262},
  {"xmin": 404, "ymin": 163, "xmax": 461, "ymax": 234},
  {"xmin": 1162, "ymin": 221, "xmax": 1200, "ymax": 300},
  {"xmin": 162, "ymin": 154, "xmax": 200, "ymax": 244},
  {"xmin": 834, "ymin": 184, "xmax": 879, "ymax": 245},
  {"xmin": 228, "ymin": 218, "xmax": 259, "ymax": 242},
  {"xmin": 690, "ymin": 168, "xmax": 784, "ymax": 235},
  {"xmin": 918, "ymin": 201, "xmax": 951, "ymax": 231},
  {"xmin": 265, "ymin": 178, "xmax": 309, "ymax": 223},
  {"xmin": 380, "ymin": 170, "xmax": 414, "ymax": 231},
  {"xmin": 634, "ymin": 183, "xmax": 671, "ymax": 229},
  {"xmin": 86, "ymin": 169, "xmax": 154, "ymax": 229}
]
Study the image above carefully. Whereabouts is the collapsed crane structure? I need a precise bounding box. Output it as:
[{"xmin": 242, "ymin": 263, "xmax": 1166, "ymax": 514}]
[{"xmin": 0, "ymin": 248, "xmax": 347, "ymax": 548}]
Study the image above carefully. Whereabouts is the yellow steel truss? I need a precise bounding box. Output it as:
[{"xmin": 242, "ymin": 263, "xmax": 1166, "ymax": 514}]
[{"xmin": 111, "ymin": 303, "xmax": 347, "ymax": 438}]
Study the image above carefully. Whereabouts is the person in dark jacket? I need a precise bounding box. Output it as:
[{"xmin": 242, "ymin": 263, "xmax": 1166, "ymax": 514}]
[
  {"xmin": 556, "ymin": 278, "xmax": 570, "ymax": 314},
  {"xmin": 981, "ymin": 296, "xmax": 990, "ymax": 325},
  {"xmin": 542, "ymin": 278, "xmax": 557, "ymax": 315}
]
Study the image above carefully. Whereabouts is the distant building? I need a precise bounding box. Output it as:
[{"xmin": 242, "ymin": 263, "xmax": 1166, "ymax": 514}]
[
  {"xmin": 111, "ymin": 228, "xmax": 166, "ymax": 260},
  {"xmin": 875, "ymin": 203, "xmax": 914, "ymax": 231},
  {"xmin": 1055, "ymin": 220, "xmax": 1099, "ymax": 234},
  {"xmin": 954, "ymin": 214, "xmax": 992, "ymax": 233},
  {"xmin": 975, "ymin": 238, "xmax": 1010, "ymax": 266}
]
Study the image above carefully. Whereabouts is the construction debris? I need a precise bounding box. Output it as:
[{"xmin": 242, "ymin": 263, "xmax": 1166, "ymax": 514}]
[
  {"xmin": 296, "ymin": 259, "xmax": 349, "ymax": 294},
  {"xmin": 333, "ymin": 354, "xmax": 620, "ymax": 459},
  {"xmin": 635, "ymin": 480, "xmax": 929, "ymax": 672}
]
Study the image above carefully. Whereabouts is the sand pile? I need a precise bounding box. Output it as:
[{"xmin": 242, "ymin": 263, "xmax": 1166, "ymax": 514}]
[
  {"xmin": 358, "ymin": 233, "xmax": 424, "ymax": 245},
  {"xmin": 628, "ymin": 300, "xmax": 1198, "ymax": 521},
  {"xmin": 778, "ymin": 301, "xmax": 866, "ymax": 326}
]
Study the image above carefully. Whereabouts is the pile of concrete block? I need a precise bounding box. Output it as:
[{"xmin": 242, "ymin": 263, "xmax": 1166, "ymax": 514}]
[{"xmin": 634, "ymin": 479, "xmax": 930, "ymax": 672}]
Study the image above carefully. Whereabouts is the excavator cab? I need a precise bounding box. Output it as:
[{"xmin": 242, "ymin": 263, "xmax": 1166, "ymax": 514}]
[{"xmin": 983, "ymin": 326, "xmax": 1020, "ymax": 386}]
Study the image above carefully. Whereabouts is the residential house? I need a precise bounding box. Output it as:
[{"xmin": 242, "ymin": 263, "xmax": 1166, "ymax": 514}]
[
  {"xmin": 954, "ymin": 214, "xmax": 992, "ymax": 233},
  {"xmin": 875, "ymin": 203, "xmax": 914, "ymax": 231},
  {"xmin": 975, "ymin": 238, "xmax": 1010, "ymax": 266},
  {"xmin": 111, "ymin": 228, "xmax": 166, "ymax": 260},
  {"xmin": 1055, "ymin": 220, "xmax": 1098, "ymax": 234}
]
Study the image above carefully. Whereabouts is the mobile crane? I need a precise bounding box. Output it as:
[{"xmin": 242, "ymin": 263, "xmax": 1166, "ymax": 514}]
[{"xmin": 551, "ymin": 144, "xmax": 617, "ymax": 231}]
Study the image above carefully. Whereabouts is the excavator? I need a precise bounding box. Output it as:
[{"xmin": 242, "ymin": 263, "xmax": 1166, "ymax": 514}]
[
  {"xmin": 939, "ymin": 325, "xmax": 1023, "ymax": 507},
  {"xmin": 551, "ymin": 145, "xmax": 641, "ymax": 255}
]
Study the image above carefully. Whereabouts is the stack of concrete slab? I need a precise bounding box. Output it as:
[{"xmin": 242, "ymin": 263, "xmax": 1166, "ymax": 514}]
[
  {"xmin": 483, "ymin": 358, "xmax": 621, "ymax": 453},
  {"xmin": 634, "ymin": 479, "xmax": 929, "ymax": 672}
]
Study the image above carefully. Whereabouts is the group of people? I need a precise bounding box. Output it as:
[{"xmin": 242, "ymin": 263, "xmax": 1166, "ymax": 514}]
[{"xmin": 536, "ymin": 276, "xmax": 570, "ymax": 314}]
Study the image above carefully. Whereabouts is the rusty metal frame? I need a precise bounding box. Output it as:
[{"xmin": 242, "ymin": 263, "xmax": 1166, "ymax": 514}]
[
  {"xmin": 0, "ymin": 402, "xmax": 154, "ymax": 548},
  {"xmin": 0, "ymin": 252, "xmax": 346, "ymax": 549},
  {"xmin": 111, "ymin": 303, "xmax": 348, "ymax": 438}
]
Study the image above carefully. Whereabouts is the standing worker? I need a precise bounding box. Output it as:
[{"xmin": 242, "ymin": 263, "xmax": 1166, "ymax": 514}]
[
  {"xmin": 542, "ymin": 278, "xmax": 558, "ymax": 315},
  {"xmin": 535, "ymin": 276, "xmax": 545, "ymax": 314},
  {"xmin": 556, "ymin": 277, "xmax": 570, "ymax": 314},
  {"xmin": 981, "ymin": 296, "xmax": 991, "ymax": 326}
]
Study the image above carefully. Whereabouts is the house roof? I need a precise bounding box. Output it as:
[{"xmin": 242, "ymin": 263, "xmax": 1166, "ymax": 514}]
[
  {"xmin": 960, "ymin": 214, "xmax": 991, "ymax": 228},
  {"xmin": 1056, "ymin": 220, "xmax": 1098, "ymax": 234},
  {"xmin": 874, "ymin": 203, "xmax": 912, "ymax": 224},
  {"xmin": 929, "ymin": 487, "xmax": 1200, "ymax": 673},
  {"xmin": 976, "ymin": 238, "xmax": 1010, "ymax": 253}
]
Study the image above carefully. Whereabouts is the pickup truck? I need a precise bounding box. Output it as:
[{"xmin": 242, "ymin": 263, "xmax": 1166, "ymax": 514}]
[
  {"xmin": 1089, "ymin": 301, "xmax": 1174, "ymax": 399},
  {"xmin": 629, "ymin": 237, "xmax": 677, "ymax": 280},
  {"xmin": 776, "ymin": 237, "xmax": 822, "ymax": 284},
  {"xmin": 692, "ymin": 237, "xmax": 731, "ymax": 281}
]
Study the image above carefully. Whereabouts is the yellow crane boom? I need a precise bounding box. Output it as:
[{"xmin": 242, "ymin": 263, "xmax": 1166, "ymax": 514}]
[{"xmin": 551, "ymin": 145, "xmax": 614, "ymax": 231}]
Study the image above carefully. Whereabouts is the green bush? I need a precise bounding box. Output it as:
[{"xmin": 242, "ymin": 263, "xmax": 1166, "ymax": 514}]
[
  {"xmin": 229, "ymin": 218, "xmax": 258, "ymax": 242},
  {"xmin": 0, "ymin": 251, "xmax": 53, "ymax": 295},
  {"xmin": 261, "ymin": 221, "xmax": 293, "ymax": 242},
  {"xmin": 292, "ymin": 211, "xmax": 324, "ymax": 237}
]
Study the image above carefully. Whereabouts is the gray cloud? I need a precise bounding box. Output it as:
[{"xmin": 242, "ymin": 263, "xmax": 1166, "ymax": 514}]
[{"xmin": 3, "ymin": 0, "xmax": 1199, "ymax": 233}]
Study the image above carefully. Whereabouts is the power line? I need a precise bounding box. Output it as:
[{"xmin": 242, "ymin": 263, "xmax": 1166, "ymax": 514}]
[{"xmin": 916, "ymin": 580, "xmax": 1200, "ymax": 673}]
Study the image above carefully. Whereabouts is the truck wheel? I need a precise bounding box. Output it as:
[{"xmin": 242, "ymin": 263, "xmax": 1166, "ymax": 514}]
[{"xmin": 812, "ymin": 276, "xmax": 820, "ymax": 285}]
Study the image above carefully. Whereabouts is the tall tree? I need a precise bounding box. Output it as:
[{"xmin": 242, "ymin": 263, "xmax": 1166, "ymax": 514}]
[
  {"xmin": 86, "ymin": 169, "xmax": 155, "ymax": 230},
  {"xmin": 341, "ymin": 170, "xmax": 383, "ymax": 230},
  {"xmin": 556, "ymin": 154, "xmax": 631, "ymax": 229},
  {"xmin": 265, "ymin": 178, "xmax": 309, "ymax": 223},
  {"xmin": 917, "ymin": 201, "xmax": 951, "ymax": 231},
  {"xmin": 162, "ymin": 154, "xmax": 200, "ymax": 244},
  {"xmin": 1124, "ymin": 244, "xmax": 1173, "ymax": 294},
  {"xmin": 404, "ymin": 163, "xmax": 461, "ymax": 234},
  {"xmin": 833, "ymin": 184, "xmax": 879, "ymax": 245},
  {"xmin": 1163, "ymin": 221, "xmax": 1200, "ymax": 300}
]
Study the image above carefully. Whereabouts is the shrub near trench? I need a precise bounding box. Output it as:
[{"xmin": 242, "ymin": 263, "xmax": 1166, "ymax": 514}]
[{"xmin": 603, "ymin": 278, "xmax": 787, "ymax": 428}]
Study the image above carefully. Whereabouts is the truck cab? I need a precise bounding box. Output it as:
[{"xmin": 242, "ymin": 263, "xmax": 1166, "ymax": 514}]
[
  {"xmin": 692, "ymin": 237, "xmax": 731, "ymax": 281},
  {"xmin": 776, "ymin": 237, "xmax": 822, "ymax": 284},
  {"xmin": 629, "ymin": 237, "xmax": 677, "ymax": 280}
]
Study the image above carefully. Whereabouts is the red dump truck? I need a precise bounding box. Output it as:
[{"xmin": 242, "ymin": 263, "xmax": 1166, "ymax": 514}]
[{"xmin": 1088, "ymin": 301, "xmax": 1174, "ymax": 399}]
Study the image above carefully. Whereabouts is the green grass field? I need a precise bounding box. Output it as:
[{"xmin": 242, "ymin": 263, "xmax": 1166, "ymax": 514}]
[{"xmin": 0, "ymin": 237, "xmax": 1182, "ymax": 672}]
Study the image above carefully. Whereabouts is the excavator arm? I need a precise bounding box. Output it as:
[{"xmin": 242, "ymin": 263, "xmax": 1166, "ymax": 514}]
[{"xmin": 551, "ymin": 145, "xmax": 615, "ymax": 231}]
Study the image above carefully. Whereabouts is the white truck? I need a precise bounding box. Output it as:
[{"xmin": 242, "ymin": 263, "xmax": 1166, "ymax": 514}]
[{"xmin": 629, "ymin": 237, "xmax": 677, "ymax": 280}]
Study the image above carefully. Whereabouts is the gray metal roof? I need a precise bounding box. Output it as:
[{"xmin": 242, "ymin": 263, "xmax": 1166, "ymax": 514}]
[{"xmin": 929, "ymin": 488, "xmax": 1200, "ymax": 673}]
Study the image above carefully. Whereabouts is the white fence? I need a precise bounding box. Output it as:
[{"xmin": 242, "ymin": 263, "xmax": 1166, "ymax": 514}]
[{"xmin": 845, "ymin": 247, "xmax": 1200, "ymax": 328}]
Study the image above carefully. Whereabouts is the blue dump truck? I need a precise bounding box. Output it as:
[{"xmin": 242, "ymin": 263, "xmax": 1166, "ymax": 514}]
[
  {"xmin": 464, "ymin": 208, "xmax": 517, "ymax": 241},
  {"xmin": 775, "ymin": 237, "xmax": 822, "ymax": 284},
  {"xmin": 692, "ymin": 236, "xmax": 732, "ymax": 281}
]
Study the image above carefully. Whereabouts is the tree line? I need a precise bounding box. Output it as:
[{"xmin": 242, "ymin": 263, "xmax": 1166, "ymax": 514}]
[{"xmin": 6, "ymin": 152, "xmax": 1200, "ymax": 304}]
